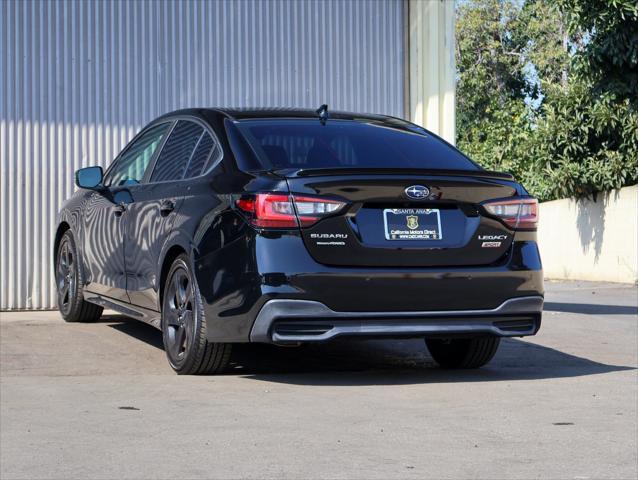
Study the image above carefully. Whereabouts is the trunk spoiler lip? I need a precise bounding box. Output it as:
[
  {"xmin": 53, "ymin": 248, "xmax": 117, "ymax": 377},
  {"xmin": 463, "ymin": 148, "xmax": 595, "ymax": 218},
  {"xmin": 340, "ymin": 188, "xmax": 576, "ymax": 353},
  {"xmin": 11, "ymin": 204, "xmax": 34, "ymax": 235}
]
[{"xmin": 267, "ymin": 167, "xmax": 515, "ymax": 181}]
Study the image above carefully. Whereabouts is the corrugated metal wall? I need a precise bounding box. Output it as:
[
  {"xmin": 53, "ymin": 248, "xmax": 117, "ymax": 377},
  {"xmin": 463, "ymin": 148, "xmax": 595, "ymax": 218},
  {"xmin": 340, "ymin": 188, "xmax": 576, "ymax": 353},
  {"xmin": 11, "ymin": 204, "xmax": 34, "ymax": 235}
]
[{"xmin": 0, "ymin": 0, "xmax": 405, "ymax": 310}]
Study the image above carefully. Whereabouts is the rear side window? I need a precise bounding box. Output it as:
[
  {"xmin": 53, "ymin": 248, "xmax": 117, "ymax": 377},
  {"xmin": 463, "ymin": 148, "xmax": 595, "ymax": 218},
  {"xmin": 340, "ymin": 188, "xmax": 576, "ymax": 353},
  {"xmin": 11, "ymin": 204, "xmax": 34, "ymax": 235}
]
[
  {"xmin": 235, "ymin": 119, "xmax": 479, "ymax": 171},
  {"xmin": 183, "ymin": 132, "xmax": 222, "ymax": 178},
  {"xmin": 150, "ymin": 121, "xmax": 203, "ymax": 182}
]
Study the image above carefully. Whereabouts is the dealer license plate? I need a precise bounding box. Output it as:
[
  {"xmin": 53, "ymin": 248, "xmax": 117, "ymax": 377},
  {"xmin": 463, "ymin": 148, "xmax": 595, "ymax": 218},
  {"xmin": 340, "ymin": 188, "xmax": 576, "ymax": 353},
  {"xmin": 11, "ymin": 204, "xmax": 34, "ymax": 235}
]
[{"xmin": 383, "ymin": 208, "xmax": 442, "ymax": 240}]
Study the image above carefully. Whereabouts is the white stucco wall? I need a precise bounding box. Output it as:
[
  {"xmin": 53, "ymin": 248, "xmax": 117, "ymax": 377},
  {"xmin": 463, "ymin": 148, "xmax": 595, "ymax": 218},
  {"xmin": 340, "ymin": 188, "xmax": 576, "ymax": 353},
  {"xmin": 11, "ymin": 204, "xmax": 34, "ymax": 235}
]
[
  {"xmin": 537, "ymin": 185, "xmax": 638, "ymax": 284},
  {"xmin": 408, "ymin": 0, "xmax": 456, "ymax": 145}
]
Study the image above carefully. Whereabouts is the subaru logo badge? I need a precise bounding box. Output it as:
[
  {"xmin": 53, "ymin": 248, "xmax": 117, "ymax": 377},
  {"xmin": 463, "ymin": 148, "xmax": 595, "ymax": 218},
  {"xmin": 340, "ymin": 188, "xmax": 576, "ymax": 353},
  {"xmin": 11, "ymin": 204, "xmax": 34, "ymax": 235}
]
[{"xmin": 404, "ymin": 185, "xmax": 430, "ymax": 199}]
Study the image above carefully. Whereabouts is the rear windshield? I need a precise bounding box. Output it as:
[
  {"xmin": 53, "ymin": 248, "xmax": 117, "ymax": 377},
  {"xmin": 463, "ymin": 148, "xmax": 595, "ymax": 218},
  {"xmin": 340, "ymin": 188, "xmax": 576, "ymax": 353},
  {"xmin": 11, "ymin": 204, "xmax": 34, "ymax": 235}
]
[{"xmin": 234, "ymin": 119, "xmax": 479, "ymax": 171}]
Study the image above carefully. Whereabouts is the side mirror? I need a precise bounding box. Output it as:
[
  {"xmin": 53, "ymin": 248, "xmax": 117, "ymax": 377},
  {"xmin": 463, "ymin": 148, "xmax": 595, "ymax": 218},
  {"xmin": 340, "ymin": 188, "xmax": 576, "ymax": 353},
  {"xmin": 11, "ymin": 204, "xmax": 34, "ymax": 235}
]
[{"xmin": 75, "ymin": 166, "xmax": 104, "ymax": 190}]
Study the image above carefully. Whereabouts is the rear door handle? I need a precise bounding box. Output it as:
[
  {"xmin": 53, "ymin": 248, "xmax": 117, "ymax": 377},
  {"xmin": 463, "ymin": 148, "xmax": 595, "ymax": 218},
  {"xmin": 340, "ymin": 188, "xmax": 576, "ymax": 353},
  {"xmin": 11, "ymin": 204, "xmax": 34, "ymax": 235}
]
[{"xmin": 160, "ymin": 199, "xmax": 175, "ymax": 215}]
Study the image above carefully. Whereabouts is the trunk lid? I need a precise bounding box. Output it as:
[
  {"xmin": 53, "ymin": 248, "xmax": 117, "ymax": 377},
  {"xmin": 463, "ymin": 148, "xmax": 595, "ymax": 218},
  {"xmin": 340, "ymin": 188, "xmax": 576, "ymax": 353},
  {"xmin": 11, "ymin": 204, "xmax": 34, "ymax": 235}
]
[{"xmin": 284, "ymin": 170, "xmax": 519, "ymax": 267}]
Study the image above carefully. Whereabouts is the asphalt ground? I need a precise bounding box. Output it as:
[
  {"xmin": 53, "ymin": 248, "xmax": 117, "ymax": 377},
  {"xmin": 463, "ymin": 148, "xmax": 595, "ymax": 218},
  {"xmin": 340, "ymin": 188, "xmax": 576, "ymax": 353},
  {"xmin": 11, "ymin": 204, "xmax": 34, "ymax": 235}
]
[{"xmin": 1, "ymin": 280, "xmax": 637, "ymax": 479}]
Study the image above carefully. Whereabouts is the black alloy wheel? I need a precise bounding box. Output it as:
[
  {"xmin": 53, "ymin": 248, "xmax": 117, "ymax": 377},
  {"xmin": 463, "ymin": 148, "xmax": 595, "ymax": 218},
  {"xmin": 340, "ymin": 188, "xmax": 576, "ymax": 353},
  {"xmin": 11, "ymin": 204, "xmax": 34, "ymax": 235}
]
[
  {"xmin": 57, "ymin": 238, "xmax": 76, "ymax": 316},
  {"xmin": 164, "ymin": 265, "xmax": 196, "ymax": 363},
  {"xmin": 162, "ymin": 254, "xmax": 232, "ymax": 375},
  {"xmin": 55, "ymin": 230, "xmax": 103, "ymax": 322}
]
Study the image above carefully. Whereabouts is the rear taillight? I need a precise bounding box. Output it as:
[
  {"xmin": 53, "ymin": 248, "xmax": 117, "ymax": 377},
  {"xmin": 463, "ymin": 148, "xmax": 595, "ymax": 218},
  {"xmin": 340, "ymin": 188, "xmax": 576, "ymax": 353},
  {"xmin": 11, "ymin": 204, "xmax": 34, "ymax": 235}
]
[
  {"xmin": 235, "ymin": 193, "xmax": 346, "ymax": 229},
  {"xmin": 483, "ymin": 197, "xmax": 538, "ymax": 230},
  {"xmin": 237, "ymin": 194, "xmax": 296, "ymax": 228}
]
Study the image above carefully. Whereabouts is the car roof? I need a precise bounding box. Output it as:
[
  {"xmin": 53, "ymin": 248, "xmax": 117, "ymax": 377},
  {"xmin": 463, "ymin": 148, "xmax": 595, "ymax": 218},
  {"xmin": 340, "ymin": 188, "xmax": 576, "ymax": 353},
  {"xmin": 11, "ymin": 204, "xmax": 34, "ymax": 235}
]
[{"xmin": 154, "ymin": 107, "xmax": 417, "ymax": 129}]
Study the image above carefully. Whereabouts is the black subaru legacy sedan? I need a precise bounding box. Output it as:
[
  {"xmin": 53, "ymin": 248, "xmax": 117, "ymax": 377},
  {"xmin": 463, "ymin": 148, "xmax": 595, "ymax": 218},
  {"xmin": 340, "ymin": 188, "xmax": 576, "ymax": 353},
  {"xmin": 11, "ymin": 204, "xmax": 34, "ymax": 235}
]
[{"xmin": 54, "ymin": 107, "xmax": 543, "ymax": 374}]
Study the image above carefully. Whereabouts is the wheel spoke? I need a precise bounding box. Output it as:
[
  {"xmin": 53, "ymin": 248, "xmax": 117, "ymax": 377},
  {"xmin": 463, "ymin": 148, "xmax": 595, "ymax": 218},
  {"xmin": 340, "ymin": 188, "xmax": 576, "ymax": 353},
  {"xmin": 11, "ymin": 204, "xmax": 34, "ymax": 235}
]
[
  {"xmin": 177, "ymin": 278, "xmax": 187, "ymax": 307},
  {"xmin": 57, "ymin": 258, "xmax": 66, "ymax": 278},
  {"xmin": 184, "ymin": 281, "xmax": 192, "ymax": 304},
  {"xmin": 174, "ymin": 292, "xmax": 181, "ymax": 311},
  {"xmin": 165, "ymin": 309, "xmax": 181, "ymax": 327},
  {"xmin": 174, "ymin": 326, "xmax": 186, "ymax": 354},
  {"xmin": 63, "ymin": 243, "xmax": 69, "ymax": 267},
  {"xmin": 168, "ymin": 328, "xmax": 182, "ymax": 357},
  {"xmin": 59, "ymin": 243, "xmax": 67, "ymax": 268},
  {"xmin": 60, "ymin": 283, "xmax": 70, "ymax": 304},
  {"xmin": 168, "ymin": 286, "xmax": 177, "ymax": 310},
  {"xmin": 172, "ymin": 274, "xmax": 183, "ymax": 308},
  {"xmin": 56, "ymin": 263, "xmax": 65, "ymax": 285},
  {"xmin": 168, "ymin": 274, "xmax": 179, "ymax": 310}
]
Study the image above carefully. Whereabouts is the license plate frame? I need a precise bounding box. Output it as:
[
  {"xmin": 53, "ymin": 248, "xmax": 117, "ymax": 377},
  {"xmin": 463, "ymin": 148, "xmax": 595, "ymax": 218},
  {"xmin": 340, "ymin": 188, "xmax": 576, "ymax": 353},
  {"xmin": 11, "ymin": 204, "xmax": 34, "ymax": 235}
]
[{"xmin": 383, "ymin": 208, "xmax": 442, "ymax": 241}]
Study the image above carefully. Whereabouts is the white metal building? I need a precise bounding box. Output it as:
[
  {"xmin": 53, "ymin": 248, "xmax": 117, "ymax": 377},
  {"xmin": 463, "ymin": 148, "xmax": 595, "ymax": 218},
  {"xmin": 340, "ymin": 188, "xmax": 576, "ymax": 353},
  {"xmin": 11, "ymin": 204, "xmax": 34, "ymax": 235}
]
[{"xmin": 0, "ymin": 0, "xmax": 455, "ymax": 310}]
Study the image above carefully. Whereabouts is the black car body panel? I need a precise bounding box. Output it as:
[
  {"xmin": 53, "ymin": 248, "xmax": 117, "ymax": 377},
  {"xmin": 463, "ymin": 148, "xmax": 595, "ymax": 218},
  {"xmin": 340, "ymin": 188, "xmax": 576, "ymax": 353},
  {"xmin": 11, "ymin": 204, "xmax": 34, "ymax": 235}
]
[
  {"xmin": 286, "ymin": 174, "xmax": 518, "ymax": 267},
  {"xmin": 194, "ymin": 229, "xmax": 543, "ymax": 342},
  {"xmin": 55, "ymin": 108, "xmax": 543, "ymax": 345}
]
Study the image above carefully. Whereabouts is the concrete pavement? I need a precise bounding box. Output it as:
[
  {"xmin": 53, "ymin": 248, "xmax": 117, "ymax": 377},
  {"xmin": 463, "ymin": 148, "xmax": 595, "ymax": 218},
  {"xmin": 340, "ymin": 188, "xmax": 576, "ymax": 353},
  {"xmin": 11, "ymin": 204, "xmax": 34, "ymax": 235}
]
[{"xmin": 1, "ymin": 281, "xmax": 637, "ymax": 479}]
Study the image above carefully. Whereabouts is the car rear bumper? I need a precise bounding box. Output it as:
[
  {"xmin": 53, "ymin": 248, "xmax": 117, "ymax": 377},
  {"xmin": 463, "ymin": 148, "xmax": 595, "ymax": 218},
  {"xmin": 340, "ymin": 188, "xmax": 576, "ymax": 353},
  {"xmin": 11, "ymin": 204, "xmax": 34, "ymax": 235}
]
[
  {"xmin": 197, "ymin": 233, "xmax": 544, "ymax": 343},
  {"xmin": 250, "ymin": 296, "xmax": 543, "ymax": 344}
]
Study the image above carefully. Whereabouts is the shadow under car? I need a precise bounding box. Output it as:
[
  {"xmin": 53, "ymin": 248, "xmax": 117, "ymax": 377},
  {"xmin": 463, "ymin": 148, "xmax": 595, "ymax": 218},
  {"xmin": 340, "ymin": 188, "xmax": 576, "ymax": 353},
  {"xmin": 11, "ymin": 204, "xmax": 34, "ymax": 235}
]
[{"xmin": 104, "ymin": 314, "xmax": 634, "ymax": 386}]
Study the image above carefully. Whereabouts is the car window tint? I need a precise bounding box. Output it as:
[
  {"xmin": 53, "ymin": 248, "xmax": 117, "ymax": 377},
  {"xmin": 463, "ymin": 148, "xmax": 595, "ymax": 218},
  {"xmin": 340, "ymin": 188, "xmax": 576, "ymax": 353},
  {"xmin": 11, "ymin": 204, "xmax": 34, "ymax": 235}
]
[
  {"xmin": 183, "ymin": 132, "xmax": 219, "ymax": 178},
  {"xmin": 105, "ymin": 123, "xmax": 171, "ymax": 187},
  {"xmin": 236, "ymin": 119, "xmax": 479, "ymax": 171},
  {"xmin": 150, "ymin": 120, "xmax": 203, "ymax": 182}
]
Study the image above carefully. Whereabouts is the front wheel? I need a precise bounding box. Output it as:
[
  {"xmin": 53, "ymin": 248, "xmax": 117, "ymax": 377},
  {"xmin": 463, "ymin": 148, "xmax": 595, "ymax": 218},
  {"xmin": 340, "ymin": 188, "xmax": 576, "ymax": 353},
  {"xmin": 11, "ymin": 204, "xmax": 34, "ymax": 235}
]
[
  {"xmin": 425, "ymin": 337, "xmax": 500, "ymax": 369},
  {"xmin": 161, "ymin": 254, "xmax": 232, "ymax": 375},
  {"xmin": 56, "ymin": 230, "xmax": 103, "ymax": 322}
]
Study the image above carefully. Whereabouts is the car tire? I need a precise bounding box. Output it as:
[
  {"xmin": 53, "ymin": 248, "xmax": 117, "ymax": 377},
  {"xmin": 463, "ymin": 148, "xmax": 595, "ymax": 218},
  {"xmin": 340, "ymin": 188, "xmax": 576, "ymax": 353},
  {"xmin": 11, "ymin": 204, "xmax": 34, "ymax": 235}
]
[
  {"xmin": 56, "ymin": 230, "xmax": 104, "ymax": 322},
  {"xmin": 161, "ymin": 254, "xmax": 232, "ymax": 375},
  {"xmin": 425, "ymin": 337, "xmax": 500, "ymax": 369}
]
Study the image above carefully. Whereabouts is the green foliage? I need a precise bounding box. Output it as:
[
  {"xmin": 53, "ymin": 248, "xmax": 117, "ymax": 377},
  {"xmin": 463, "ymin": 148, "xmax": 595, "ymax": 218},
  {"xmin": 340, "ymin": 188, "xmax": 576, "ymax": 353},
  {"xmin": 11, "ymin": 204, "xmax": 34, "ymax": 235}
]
[
  {"xmin": 456, "ymin": 0, "xmax": 529, "ymax": 135},
  {"xmin": 528, "ymin": 86, "xmax": 638, "ymax": 199},
  {"xmin": 456, "ymin": 0, "xmax": 638, "ymax": 201},
  {"xmin": 557, "ymin": 0, "xmax": 638, "ymax": 101}
]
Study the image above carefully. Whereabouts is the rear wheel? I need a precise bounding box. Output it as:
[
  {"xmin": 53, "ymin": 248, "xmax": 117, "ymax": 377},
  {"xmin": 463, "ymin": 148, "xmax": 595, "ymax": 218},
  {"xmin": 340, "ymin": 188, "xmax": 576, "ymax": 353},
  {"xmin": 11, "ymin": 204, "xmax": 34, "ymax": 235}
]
[
  {"xmin": 56, "ymin": 230, "xmax": 103, "ymax": 322},
  {"xmin": 425, "ymin": 337, "xmax": 500, "ymax": 369},
  {"xmin": 161, "ymin": 254, "xmax": 232, "ymax": 375}
]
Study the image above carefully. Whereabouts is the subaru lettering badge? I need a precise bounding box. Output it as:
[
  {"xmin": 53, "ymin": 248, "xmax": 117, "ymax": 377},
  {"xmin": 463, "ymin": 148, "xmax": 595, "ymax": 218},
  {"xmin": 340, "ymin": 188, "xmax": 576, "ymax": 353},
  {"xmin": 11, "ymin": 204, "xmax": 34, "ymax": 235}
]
[{"xmin": 404, "ymin": 185, "xmax": 430, "ymax": 200}]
